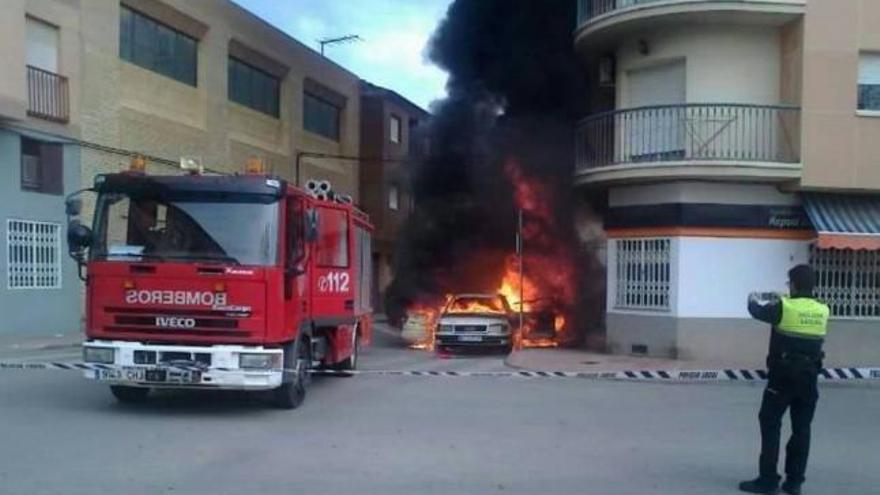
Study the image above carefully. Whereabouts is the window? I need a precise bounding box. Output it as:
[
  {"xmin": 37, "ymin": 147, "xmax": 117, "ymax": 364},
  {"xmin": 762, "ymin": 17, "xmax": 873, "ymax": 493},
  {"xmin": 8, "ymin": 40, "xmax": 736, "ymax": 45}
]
[
  {"xmin": 408, "ymin": 118, "xmax": 419, "ymax": 154},
  {"xmin": 388, "ymin": 184, "xmax": 399, "ymax": 211},
  {"xmin": 811, "ymin": 246, "xmax": 880, "ymax": 319},
  {"xmin": 286, "ymin": 197, "xmax": 306, "ymax": 266},
  {"xmin": 317, "ymin": 209, "xmax": 349, "ymax": 267},
  {"xmin": 303, "ymin": 92, "xmax": 341, "ymax": 141},
  {"xmin": 26, "ymin": 17, "xmax": 59, "ymax": 73},
  {"xmin": 120, "ymin": 6, "xmax": 197, "ymax": 86},
  {"xmin": 626, "ymin": 61, "xmax": 686, "ymax": 160},
  {"xmin": 228, "ymin": 57, "xmax": 280, "ymax": 117},
  {"xmin": 92, "ymin": 193, "xmax": 280, "ymax": 266},
  {"xmin": 615, "ymin": 238, "xmax": 671, "ymax": 311},
  {"xmin": 859, "ymin": 53, "xmax": 880, "ymax": 111},
  {"xmin": 390, "ymin": 114, "xmax": 401, "ymax": 144},
  {"xmin": 7, "ymin": 219, "xmax": 62, "ymax": 289},
  {"xmin": 20, "ymin": 137, "xmax": 63, "ymax": 195}
]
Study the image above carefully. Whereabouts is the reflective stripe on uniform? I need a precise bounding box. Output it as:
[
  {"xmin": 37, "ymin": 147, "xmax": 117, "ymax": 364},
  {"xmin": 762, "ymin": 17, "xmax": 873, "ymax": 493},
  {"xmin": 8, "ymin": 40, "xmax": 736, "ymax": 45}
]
[{"xmin": 778, "ymin": 297, "xmax": 830, "ymax": 339}]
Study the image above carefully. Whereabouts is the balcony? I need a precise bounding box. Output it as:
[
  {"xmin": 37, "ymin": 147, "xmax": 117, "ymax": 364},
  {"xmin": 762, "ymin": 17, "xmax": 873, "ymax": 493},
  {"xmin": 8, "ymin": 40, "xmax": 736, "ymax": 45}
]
[
  {"xmin": 26, "ymin": 65, "xmax": 69, "ymax": 123},
  {"xmin": 575, "ymin": 0, "xmax": 805, "ymax": 50},
  {"xmin": 575, "ymin": 103, "xmax": 801, "ymax": 185}
]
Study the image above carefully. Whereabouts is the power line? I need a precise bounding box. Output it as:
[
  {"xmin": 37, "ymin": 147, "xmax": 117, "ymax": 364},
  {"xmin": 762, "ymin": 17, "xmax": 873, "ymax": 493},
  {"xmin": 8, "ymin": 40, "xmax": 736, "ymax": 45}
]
[{"xmin": 0, "ymin": 122, "xmax": 228, "ymax": 175}]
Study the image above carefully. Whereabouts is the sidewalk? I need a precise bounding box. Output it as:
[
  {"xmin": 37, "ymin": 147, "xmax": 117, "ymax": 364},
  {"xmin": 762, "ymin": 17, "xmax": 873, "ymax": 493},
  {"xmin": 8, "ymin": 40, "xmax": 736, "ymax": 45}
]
[
  {"xmin": 506, "ymin": 348, "xmax": 762, "ymax": 373},
  {"xmin": 505, "ymin": 347, "xmax": 877, "ymax": 373},
  {"xmin": 0, "ymin": 332, "xmax": 82, "ymax": 352}
]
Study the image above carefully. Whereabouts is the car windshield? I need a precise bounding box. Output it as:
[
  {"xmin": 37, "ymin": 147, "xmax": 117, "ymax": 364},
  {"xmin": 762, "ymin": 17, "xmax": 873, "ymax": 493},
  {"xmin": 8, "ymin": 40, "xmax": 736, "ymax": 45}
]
[
  {"xmin": 446, "ymin": 296, "xmax": 509, "ymax": 314},
  {"xmin": 91, "ymin": 191, "xmax": 280, "ymax": 266}
]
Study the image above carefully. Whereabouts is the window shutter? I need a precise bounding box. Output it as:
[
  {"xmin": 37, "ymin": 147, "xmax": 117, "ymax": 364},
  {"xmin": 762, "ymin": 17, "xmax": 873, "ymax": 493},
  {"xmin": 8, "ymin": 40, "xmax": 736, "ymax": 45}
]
[{"xmin": 859, "ymin": 53, "xmax": 880, "ymax": 85}]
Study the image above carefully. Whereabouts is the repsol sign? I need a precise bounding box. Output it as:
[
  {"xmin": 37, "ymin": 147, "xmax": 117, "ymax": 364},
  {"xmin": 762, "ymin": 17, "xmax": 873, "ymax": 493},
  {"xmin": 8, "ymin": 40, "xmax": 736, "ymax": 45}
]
[{"xmin": 124, "ymin": 290, "xmax": 228, "ymax": 307}]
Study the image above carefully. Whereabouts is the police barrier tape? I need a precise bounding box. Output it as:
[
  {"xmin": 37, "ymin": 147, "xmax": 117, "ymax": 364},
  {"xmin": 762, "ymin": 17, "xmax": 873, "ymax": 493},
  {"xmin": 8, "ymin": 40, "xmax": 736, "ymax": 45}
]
[{"xmin": 1, "ymin": 361, "xmax": 880, "ymax": 381}]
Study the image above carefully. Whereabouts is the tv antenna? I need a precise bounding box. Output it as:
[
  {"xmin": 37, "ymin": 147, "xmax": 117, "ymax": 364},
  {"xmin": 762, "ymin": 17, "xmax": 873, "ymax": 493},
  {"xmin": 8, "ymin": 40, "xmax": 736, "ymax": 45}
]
[{"xmin": 318, "ymin": 34, "xmax": 362, "ymax": 56}]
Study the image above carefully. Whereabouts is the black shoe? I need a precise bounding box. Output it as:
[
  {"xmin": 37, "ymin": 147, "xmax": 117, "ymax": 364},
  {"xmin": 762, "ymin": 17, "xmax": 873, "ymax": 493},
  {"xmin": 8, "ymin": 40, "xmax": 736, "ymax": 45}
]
[
  {"xmin": 781, "ymin": 480, "xmax": 801, "ymax": 495},
  {"xmin": 739, "ymin": 477, "xmax": 780, "ymax": 494}
]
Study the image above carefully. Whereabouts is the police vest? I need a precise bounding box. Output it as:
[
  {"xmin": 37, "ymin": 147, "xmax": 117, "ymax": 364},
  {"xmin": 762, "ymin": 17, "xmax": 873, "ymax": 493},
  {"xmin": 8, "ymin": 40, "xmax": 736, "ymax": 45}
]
[{"xmin": 777, "ymin": 297, "xmax": 830, "ymax": 339}]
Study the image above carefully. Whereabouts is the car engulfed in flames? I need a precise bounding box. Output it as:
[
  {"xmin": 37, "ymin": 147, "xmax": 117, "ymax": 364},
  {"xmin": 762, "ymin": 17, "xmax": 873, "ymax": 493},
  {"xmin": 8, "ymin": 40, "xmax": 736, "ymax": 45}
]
[
  {"xmin": 402, "ymin": 273, "xmax": 568, "ymax": 353},
  {"xmin": 434, "ymin": 294, "xmax": 514, "ymax": 353},
  {"xmin": 400, "ymin": 160, "xmax": 578, "ymax": 352}
]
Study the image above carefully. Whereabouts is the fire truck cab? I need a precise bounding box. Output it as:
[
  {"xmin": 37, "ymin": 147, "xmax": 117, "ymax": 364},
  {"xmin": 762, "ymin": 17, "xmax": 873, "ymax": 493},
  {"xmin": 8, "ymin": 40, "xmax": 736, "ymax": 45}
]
[{"xmin": 66, "ymin": 160, "xmax": 372, "ymax": 409}]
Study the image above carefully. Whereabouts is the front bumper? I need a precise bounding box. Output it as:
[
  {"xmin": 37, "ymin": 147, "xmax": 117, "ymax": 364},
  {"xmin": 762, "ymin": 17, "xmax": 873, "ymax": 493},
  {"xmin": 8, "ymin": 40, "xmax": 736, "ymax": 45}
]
[
  {"xmin": 435, "ymin": 334, "xmax": 512, "ymax": 347},
  {"xmin": 82, "ymin": 340, "xmax": 283, "ymax": 390}
]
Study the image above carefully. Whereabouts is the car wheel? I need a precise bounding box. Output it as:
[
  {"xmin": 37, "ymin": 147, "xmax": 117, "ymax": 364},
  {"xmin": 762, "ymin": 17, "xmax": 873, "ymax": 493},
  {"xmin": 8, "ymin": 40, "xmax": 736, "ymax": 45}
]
[{"xmin": 110, "ymin": 385, "xmax": 149, "ymax": 403}]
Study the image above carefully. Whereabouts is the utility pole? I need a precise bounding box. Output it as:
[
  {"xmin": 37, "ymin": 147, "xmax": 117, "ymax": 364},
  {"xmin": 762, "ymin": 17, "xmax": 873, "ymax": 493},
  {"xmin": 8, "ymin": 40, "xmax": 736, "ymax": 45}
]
[
  {"xmin": 318, "ymin": 34, "xmax": 362, "ymax": 56},
  {"xmin": 517, "ymin": 209, "xmax": 524, "ymax": 334}
]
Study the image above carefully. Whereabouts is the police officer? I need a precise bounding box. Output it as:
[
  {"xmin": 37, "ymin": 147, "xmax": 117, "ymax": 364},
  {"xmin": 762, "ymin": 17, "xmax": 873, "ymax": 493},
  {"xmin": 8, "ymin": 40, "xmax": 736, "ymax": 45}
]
[{"xmin": 739, "ymin": 265, "xmax": 829, "ymax": 495}]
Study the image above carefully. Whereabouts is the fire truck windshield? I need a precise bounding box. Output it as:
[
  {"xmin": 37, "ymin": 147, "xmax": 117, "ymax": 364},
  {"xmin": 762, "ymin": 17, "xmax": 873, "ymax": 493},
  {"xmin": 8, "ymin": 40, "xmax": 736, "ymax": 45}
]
[{"xmin": 90, "ymin": 192, "xmax": 280, "ymax": 266}]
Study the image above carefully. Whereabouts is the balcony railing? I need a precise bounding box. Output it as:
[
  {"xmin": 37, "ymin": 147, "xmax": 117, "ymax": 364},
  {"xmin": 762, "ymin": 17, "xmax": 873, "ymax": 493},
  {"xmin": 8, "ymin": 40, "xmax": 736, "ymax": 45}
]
[
  {"xmin": 26, "ymin": 65, "xmax": 69, "ymax": 123},
  {"xmin": 575, "ymin": 103, "xmax": 800, "ymax": 171},
  {"xmin": 576, "ymin": 0, "xmax": 804, "ymax": 26},
  {"xmin": 577, "ymin": 0, "xmax": 662, "ymax": 24}
]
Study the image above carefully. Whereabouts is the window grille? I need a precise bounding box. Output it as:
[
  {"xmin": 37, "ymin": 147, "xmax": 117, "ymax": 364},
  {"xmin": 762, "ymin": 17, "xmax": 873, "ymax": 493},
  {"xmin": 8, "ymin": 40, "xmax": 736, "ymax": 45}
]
[
  {"xmin": 811, "ymin": 246, "xmax": 880, "ymax": 319},
  {"xmin": 7, "ymin": 219, "xmax": 62, "ymax": 289},
  {"xmin": 614, "ymin": 238, "xmax": 671, "ymax": 310}
]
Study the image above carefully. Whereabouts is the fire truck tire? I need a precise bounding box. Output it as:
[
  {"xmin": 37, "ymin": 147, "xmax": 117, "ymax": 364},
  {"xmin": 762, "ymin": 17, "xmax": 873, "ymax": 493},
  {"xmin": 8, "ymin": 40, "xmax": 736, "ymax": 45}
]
[
  {"xmin": 273, "ymin": 338, "xmax": 310, "ymax": 409},
  {"xmin": 335, "ymin": 326, "xmax": 359, "ymax": 372},
  {"xmin": 110, "ymin": 385, "xmax": 150, "ymax": 403}
]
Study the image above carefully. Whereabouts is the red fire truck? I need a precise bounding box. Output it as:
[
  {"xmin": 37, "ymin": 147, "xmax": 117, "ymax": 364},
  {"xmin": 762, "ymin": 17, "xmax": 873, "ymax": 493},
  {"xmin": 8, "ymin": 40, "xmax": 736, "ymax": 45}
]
[{"xmin": 65, "ymin": 159, "xmax": 373, "ymax": 409}]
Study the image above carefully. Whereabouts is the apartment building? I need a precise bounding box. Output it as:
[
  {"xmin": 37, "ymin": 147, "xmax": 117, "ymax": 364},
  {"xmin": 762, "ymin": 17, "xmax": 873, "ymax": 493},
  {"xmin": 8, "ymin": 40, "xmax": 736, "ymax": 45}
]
[
  {"xmin": 0, "ymin": 0, "xmax": 362, "ymax": 335},
  {"xmin": 358, "ymin": 81, "xmax": 429, "ymax": 311},
  {"xmin": 574, "ymin": 0, "xmax": 880, "ymax": 364}
]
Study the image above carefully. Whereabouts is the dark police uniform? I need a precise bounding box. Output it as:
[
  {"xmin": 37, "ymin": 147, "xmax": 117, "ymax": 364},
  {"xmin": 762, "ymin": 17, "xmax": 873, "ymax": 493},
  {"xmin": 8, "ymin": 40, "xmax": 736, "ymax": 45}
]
[{"xmin": 748, "ymin": 294, "xmax": 830, "ymax": 486}]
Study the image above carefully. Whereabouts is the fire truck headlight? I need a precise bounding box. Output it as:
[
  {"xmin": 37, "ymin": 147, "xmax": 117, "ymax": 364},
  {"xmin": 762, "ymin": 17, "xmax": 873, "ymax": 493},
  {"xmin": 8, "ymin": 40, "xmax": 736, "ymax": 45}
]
[
  {"xmin": 488, "ymin": 324, "xmax": 509, "ymax": 335},
  {"xmin": 83, "ymin": 347, "xmax": 115, "ymax": 364},
  {"xmin": 239, "ymin": 353, "xmax": 280, "ymax": 370},
  {"xmin": 437, "ymin": 324, "xmax": 454, "ymax": 334}
]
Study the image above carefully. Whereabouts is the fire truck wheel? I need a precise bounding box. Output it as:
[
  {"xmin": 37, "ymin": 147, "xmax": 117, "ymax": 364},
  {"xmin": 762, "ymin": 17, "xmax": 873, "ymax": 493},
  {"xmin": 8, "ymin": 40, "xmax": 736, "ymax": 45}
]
[
  {"xmin": 335, "ymin": 327, "xmax": 359, "ymax": 372},
  {"xmin": 110, "ymin": 385, "xmax": 150, "ymax": 403},
  {"xmin": 273, "ymin": 338, "xmax": 310, "ymax": 409}
]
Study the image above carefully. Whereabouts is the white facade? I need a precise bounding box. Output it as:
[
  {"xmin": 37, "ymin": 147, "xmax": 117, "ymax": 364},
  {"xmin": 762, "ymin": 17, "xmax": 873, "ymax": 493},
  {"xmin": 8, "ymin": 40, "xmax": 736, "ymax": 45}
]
[
  {"xmin": 577, "ymin": 1, "xmax": 880, "ymax": 364},
  {"xmin": 616, "ymin": 24, "xmax": 782, "ymax": 107},
  {"xmin": 676, "ymin": 237, "xmax": 809, "ymax": 318},
  {"xmin": 606, "ymin": 234, "xmax": 810, "ymax": 319}
]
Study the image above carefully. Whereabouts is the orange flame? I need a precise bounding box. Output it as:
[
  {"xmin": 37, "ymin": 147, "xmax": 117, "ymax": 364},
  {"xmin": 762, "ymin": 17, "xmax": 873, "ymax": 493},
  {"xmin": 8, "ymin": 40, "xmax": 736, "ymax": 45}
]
[
  {"xmin": 405, "ymin": 305, "xmax": 439, "ymax": 351},
  {"xmin": 404, "ymin": 159, "xmax": 578, "ymax": 352}
]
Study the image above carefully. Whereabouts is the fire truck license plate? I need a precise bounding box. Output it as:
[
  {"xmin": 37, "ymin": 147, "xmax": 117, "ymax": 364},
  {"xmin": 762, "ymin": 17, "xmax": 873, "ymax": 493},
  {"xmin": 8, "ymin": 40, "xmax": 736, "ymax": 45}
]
[
  {"xmin": 95, "ymin": 367, "xmax": 200, "ymax": 384},
  {"xmin": 459, "ymin": 335, "xmax": 483, "ymax": 342}
]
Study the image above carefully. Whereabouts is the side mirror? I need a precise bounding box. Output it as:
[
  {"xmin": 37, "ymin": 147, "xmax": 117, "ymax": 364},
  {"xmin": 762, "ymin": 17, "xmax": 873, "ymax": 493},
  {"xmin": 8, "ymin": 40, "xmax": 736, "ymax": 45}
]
[
  {"xmin": 305, "ymin": 209, "xmax": 318, "ymax": 242},
  {"xmin": 65, "ymin": 197, "xmax": 83, "ymax": 217},
  {"xmin": 67, "ymin": 221, "xmax": 92, "ymax": 251}
]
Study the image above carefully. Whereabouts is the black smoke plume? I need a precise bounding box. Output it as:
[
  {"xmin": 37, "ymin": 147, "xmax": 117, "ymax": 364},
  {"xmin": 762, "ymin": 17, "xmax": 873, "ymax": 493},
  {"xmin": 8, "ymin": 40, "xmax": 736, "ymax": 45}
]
[{"xmin": 385, "ymin": 0, "xmax": 602, "ymax": 344}]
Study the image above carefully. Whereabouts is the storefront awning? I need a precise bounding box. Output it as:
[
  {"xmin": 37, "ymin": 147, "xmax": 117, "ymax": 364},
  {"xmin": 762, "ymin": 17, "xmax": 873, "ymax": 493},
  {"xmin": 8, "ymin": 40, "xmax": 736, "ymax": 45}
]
[{"xmin": 803, "ymin": 193, "xmax": 880, "ymax": 250}]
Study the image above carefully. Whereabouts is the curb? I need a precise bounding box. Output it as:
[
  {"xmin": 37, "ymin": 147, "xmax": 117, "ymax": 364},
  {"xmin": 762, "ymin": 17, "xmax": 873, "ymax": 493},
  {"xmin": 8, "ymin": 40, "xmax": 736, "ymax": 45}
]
[
  {"xmin": 503, "ymin": 354, "xmax": 880, "ymax": 386},
  {"xmin": 6, "ymin": 340, "xmax": 82, "ymax": 352}
]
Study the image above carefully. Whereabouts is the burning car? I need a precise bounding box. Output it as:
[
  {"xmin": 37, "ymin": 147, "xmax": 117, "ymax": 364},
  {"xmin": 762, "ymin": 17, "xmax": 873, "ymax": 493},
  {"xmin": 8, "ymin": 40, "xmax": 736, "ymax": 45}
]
[{"xmin": 434, "ymin": 294, "xmax": 514, "ymax": 353}]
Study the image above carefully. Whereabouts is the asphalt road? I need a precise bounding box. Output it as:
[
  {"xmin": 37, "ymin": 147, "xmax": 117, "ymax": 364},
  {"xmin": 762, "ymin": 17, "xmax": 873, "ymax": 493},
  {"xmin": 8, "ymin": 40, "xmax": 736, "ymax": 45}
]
[{"xmin": 1, "ymin": 327, "xmax": 878, "ymax": 495}]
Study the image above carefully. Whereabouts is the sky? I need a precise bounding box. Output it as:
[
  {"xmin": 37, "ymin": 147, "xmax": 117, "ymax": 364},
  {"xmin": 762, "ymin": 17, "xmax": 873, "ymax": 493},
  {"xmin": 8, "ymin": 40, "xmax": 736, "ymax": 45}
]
[{"xmin": 233, "ymin": 0, "xmax": 453, "ymax": 111}]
